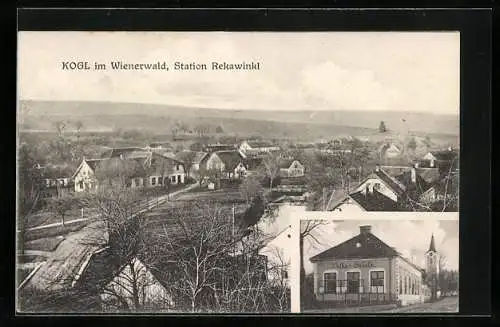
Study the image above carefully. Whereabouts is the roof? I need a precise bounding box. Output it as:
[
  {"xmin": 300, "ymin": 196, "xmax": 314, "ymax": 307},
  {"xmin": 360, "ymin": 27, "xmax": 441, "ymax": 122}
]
[
  {"xmin": 326, "ymin": 189, "xmax": 349, "ymax": 211},
  {"xmin": 245, "ymin": 157, "xmax": 263, "ymax": 170},
  {"xmin": 279, "ymin": 158, "xmax": 303, "ymax": 169},
  {"xmin": 310, "ymin": 230, "xmax": 399, "ymax": 262},
  {"xmin": 372, "ymin": 169, "xmax": 406, "ymax": 195},
  {"xmin": 394, "ymin": 170, "xmax": 430, "ymax": 197},
  {"xmin": 38, "ymin": 164, "xmax": 76, "ymax": 179},
  {"xmin": 245, "ymin": 140, "xmax": 278, "ymax": 148},
  {"xmin": 429, "ymin": 150, "xmax": 458, "ymax": 161},
  {"xmin": 149, "ymin": 142, "xmax": 172, "ymax": 148},
  {"xmin": 379, "ymin": 143, "xmax": 401, "ymax": 154},
  {"xmin": 215, "ymin": 151, "xmax": 245, "ymax": 171},
  {"xmin": 100, "ymin": 147, "xmax": 145, "ymax": 159},
  {"xmin": 427, "ymin": 234, "xmax": 437, "ymax": 253},
  {"xmin": 24, "ymin": 221, "xmax": 108, "ymax": 291},
  {"xmin": 349, "ymin": 190, "xmax": 402, "ymax": 211},
  {"xmin": 174, "ymin": 151, "xmax": 208, "ymax": 165},
  {"xmin": 85, "ymin": 158, "xmax": 108, "ymax": 171}
]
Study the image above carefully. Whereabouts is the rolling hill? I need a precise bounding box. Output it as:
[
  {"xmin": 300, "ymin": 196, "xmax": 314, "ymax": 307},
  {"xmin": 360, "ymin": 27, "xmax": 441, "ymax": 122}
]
[{"xmin": 19, "ymin": 100, "xmax": 459, "ymax": 142}]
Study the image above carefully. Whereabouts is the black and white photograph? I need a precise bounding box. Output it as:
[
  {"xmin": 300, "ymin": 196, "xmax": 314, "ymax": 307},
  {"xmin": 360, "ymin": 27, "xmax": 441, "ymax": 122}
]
[
  {"xmin": 299, "ymin": 218, "xmax": 459, "ymax": 313},
  {"xmin": 17, "ymin": 31, "xmax": 459, "ymax": 313}
]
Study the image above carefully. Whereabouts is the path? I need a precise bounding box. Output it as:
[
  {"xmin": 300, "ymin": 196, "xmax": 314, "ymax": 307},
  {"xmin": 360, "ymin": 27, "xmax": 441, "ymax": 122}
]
[
  {"xmin": 379, "ymin": 296, "xmax": 458, "ymax": 313},
  {"xmin": 18, "ymin": 183, "xmax": 199, "ymax": 291},
  {"xmin": 22, "ymin": 183, "xmax": 199, "ymax": 232}
]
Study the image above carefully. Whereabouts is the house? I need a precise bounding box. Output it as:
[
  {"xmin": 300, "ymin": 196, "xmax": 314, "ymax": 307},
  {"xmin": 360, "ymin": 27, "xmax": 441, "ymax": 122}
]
[
  {"xmin": 174, "ymin": 150, "xmax": 209, "ymax": 178},
  {"xmin": 273, "ymin": 176, "xmax": 307, "ymax": 194},
  {"xmin": 35, "ymin": 163, "xmax": 75, "ymax": 198},
  {"xmin": 239, "ymin": 140, "xmax": 281, "ymax": 155},
  {"xmin": 146, "ymin": 153, "xmax": 186, "ymax": 187},
  {"xmin": 279, "ymin": 159, "xmax": 305, "ymax": 178},
  {"xmin": 244, "ymin": 156, "xmax": 264, "ymax": 175},
  {"xmin": 419, "ymin": 172, "xmax": 459, "ymax": 210},
  {"xmin": 422, "ymin": 147, "xmax": 458, "ymax": 171},
  {"xmin": 69, "ymin": 242, "xmax": 175, "ymax": 312},
  {"xmin": 72, "ymin": 158, "xmax": 107, "ymax": 192},
  {"xmin": 258, "ymin": 225, "xmax": 292, "ymax": 287},
  {"xmin": 72, "ymin": 151, "xmax": 186, "ymax": 192},
  {"xmin": 379, "ymin": 143, "xmax": 402, "ymax": 159},
  {"xmin": 203, "ymin": 143, "xmax": 237, "ymax": 153},
  {"xmin": 100, "ymin": 147, "xmax": 146, "ymax": 159},
  {"xmin": 310, "ymin": 225, "xmax": 426, "ymax": 307},
  {"xmin": 327, "ymin": 165, "xmax": 431, "ymax": 212},
  {"xmin": 147, "ymin": 142, "xmax": 174, "ymax": 151},
  {"xmin": 204, "ymin": 150, "xmax": 247, "ymax": 180}
]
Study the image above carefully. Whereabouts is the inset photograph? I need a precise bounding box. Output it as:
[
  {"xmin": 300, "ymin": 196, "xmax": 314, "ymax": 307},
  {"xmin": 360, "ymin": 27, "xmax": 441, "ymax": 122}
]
[{"xmin": 300, "ymin": 219, "xmax": 458, "ymax": 313}]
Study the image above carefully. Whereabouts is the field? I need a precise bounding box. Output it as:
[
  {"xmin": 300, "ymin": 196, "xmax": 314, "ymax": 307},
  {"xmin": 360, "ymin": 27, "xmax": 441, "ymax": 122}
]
[{"xmin": 20, "ymin": 100, "xmax": 459, "ymax": 145}]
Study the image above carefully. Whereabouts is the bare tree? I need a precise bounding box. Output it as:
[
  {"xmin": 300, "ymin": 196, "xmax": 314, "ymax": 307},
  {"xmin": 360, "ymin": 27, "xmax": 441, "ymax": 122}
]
[
  {"xmin": 155, "ymin": 202, "xmax": 289, "ymax": 312},
  {"xmin": 262, "ymin": 152, "xmax": 281, "ymax": 190},
  {"xmin": 239, "ymin": 175, "xmax": 265, "ymax": 206},
  {"xmin": 79, "ymin": 185, "xmax": 171, "ymax": 312},
  {"xmin": 18, "ymin": 142, "xmax": 43, "ymax": 254},
  {"xmin": 299, "ymin": 220, "xmax": 329, "ymax": 307},
  {"xmin": 45, "ymin": 193, "xmax": 81, "ymax": 227}
]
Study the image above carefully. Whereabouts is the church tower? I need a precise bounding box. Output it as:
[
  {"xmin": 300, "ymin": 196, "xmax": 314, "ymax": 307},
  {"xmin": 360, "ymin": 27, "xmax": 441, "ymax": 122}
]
[
  {"xmin": 425, "ymin": 234, "xmax": 439, "ymax": 300},
  {"xmin": 425, "ymin": 234, "xmax": 439, "ymax": 275}
]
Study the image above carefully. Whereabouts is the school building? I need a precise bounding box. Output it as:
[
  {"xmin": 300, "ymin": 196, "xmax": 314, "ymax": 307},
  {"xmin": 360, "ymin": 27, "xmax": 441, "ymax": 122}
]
[{"xmin": 310, "ymin": 225, "xmax": 436, "ymax": 307}]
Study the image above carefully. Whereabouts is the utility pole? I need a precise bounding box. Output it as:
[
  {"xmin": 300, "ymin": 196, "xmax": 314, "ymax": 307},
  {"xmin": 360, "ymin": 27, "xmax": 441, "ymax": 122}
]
[{"xmin": 322, "ymin": 187, "xmax": 327, "ymax": 211}]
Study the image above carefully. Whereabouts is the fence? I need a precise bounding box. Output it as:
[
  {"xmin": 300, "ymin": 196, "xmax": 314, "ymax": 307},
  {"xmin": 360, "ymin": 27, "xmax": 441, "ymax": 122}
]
[{"xmin": 317, "ymin": 279, "xmax": 397, "ymax": 307}]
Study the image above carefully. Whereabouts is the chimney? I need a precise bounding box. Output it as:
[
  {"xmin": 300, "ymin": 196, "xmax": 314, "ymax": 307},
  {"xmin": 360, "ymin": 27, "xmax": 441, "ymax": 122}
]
[
  {"xmin": 375, "ymin": 164, "xmax": 380, "ymax": 172},
  {"xmin": 360, "ymin": 225, "xmax": 372, "ymax": 235},
  {"xmin": 411, "ymin": 167, "xmax": 417, "ymax": 183}
]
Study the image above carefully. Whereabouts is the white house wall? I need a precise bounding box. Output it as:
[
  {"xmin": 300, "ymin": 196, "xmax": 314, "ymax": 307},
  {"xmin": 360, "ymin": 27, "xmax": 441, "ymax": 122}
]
[
  {"xmin": 74, "ymin": 161, "xmax": 96, "ymax": 192},
  {"xmin": 333, "ymin": 201, "xmax": 365, "ymax": 214},
  {"xmin": 100, "ymin": 258, "xmax": 173, "ymax": 311},
  {"xmin": 354, "ymin": 178, "xmax": 399, "ymax": 202}
]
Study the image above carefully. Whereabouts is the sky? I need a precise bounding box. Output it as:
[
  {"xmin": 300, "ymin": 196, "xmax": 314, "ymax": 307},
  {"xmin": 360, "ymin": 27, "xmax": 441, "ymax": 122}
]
[
  {"xmin": 18, "ymin": 32, "xmax": 459, "ymax": 114},
  {"xmin": 302, "ymin": 219, "xmax": 459, "ymax": 274}
]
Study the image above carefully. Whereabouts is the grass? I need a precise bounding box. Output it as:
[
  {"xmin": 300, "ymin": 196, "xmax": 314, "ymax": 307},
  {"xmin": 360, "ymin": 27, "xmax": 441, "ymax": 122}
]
[{"xmin": 25, "ymin": 236, "xmax": 65, "ymax": 252}]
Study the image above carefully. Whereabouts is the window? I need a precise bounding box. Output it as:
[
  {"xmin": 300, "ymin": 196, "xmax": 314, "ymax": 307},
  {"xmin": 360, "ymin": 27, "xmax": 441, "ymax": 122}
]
[
  {"xmin": 176, "ymin": 164, "xmax": 180, "ymax": 170},
  {"xmin": 323, "ymin": 272, "xmax": 337, "ymax": 294},
  {"xmin": 370, "ymin": 270, "xmax": 384, "ymax": 293},
  {"xmin": 158, "ymin": 177, "xmax": 163, "ymax": 185},
  {"xmin": 374, "ymin": 183, "xmax": 381, "ymax": 191},
  {"xmin": 346, "ymin": 271, "xmax": 360, "ymax": 293},
  {"xmin": 399, "ymin": 278, "xmax": 402, "ymax": 294},
  {"xmin": 151, "ymin": 177, "xmax": 156, "ymax": 186},
  {"xmin": 79, "ymin": 181, "xmax": 84, "ymax": 190},
  {"xmin": 171, "ymin": 176, "xmax": 176, "ymax": 183}
]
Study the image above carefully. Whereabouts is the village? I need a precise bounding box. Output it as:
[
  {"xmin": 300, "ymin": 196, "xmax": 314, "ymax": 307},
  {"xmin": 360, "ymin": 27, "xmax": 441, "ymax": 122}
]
[{"xmin": 17, "ymin": 118, "xmax": 459, "ymax": 313}]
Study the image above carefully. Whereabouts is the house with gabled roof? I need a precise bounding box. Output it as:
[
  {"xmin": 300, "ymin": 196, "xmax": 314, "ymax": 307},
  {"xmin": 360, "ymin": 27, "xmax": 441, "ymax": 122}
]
[
  {"xmin": 204, "ymin": 150, "xmax": 247, "ymax": 180},
  {"xmin": 310, "ymin": 225, "xmax": 426, "ymax": 307},
  {"xmin": 72, "ymin": 149, "xmax": 186, "ymax": 192},
  {"xmin": 279, "ymin": 159, "xmax": 305, "ymax": 178},
  {"xmin": 239, "ymin": 140, "xmax": 281, "ymax": 155},
  {"xmin": 327, "ymin": 165, "xmax": 432, "ymax": 212},
  {"xmin": 379, "ymin": 142, "xmax": 402, "ymax": 159},
  {"xmin": 258, "ymin": 225, "xmax": 292, "ymax": 287}
]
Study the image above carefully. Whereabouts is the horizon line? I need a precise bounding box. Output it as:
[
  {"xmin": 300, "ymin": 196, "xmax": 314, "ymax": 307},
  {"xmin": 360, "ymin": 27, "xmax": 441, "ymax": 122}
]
[{"xmin": 19, "ymin": 98, "xmax": 460, "ymax": 116}]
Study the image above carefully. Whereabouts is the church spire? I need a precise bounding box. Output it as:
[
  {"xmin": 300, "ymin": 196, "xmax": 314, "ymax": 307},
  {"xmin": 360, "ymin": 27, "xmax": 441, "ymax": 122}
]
[{"xmin": 427, "ymin": 234, "xmax": 437, "ymax": 253}]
